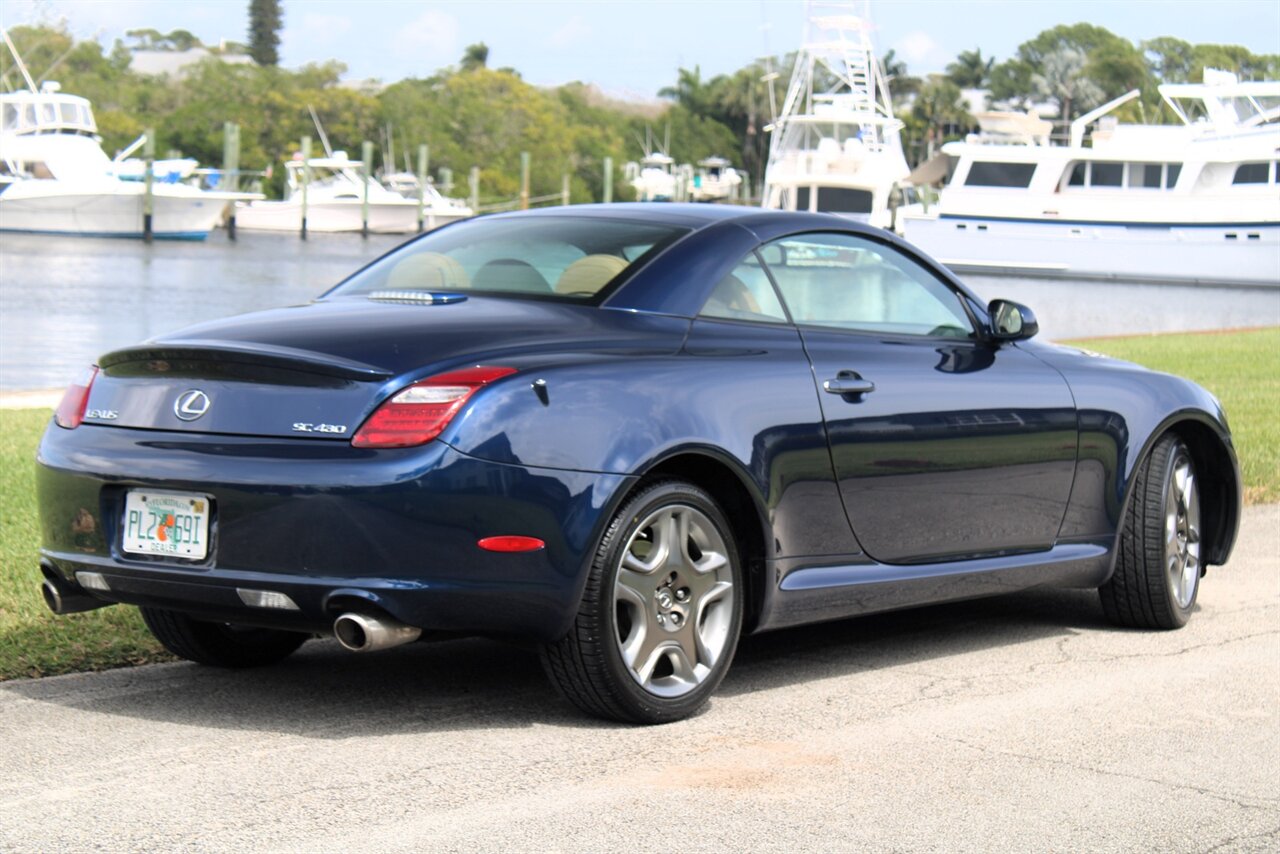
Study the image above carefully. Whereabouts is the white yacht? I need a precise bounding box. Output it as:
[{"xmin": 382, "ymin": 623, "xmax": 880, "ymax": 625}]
[
  {"xmin": 625, "ymin": 152, "xmax": 679, "ymax": 203},
  {"xmin": 901, "ymin": 71, "xmax": 1280, "ymax": 287},
  {"xmin": 0, "ymin": 86, "xmax": 249, "ymax": 239},
  {"xmin": 761, "ymin": 1, "xmax": 912, "ymax": 228},
  {"xmin": 234, "ymin": 153, "xmax": 472, "ymax": 233},
  {"xmin": 689, "ymin": 156, "xmax": 743, "ymax": 203}
]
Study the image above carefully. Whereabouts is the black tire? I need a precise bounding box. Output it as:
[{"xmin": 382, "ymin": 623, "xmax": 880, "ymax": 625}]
[
  {"xmin": 540, "ymin": 480, "xmax": 744, "ymax": 724},
  {"xmin": 140, "ymin": 607, "xmax": 308, "ymax": 667},
  {"xmin": 1099, "ymin": 434, "xmax": 1202, "ymax": 629}
]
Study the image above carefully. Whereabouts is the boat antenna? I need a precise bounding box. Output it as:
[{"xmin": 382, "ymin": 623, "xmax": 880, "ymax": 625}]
[
  {"xmin": 1, "ymin": 28, "xmax": 39, "ymax": 93},
  {"xmin": 307, "ymin": 104, "xmax": 333, "ymax": 158}
]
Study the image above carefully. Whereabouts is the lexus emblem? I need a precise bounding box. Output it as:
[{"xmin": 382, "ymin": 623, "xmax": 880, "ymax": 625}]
[{"xmin": 174, "ymin": 389, "xmax": 211, "ymax": 421}]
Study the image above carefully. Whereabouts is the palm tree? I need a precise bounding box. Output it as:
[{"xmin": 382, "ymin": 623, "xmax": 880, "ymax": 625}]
[{"xmin": 946, "ymin": 48, "xmax": 995, "ymax": 89}]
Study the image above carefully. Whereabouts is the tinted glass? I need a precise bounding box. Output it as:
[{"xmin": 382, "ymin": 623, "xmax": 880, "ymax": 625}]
[
  {"xmin": 1067, "ymin": 162, "xmax": 1086, "ymax": 186},
  {"xmin": 761, "ymin": 233, "xmax": 973, "ymax": 337},
  {"xmin": 1233, "ymin": 162, "xmax": 1269, "ymax": 185},
  {"xmin": 700, "ymin": 253, "xmax": 788, "ymax": 324},
  {"xmin": 1166, "ymin": 163, "xmax": 1182, "ymax": 187},
  {"xmin": 1091, "ymin": 163, "xmax": 1123, "ymax": 186},
  {"xmin": 965, "ymin": 162, "xmax": 1036, "ymax": 188},
  {"xmin": 1137, "ymin": 163, "xmax": 1162, "ymax": 188},
  {"xmin": 331, "ymin": 217, "xmax": 687, "ymax": 301},
  {"xmin": 795, "ymin": 186, "xmax": 811, "ymax": 211},
  {"xmin": 815, "ymin": 187, "xmax": 873, "ymax": 214}
]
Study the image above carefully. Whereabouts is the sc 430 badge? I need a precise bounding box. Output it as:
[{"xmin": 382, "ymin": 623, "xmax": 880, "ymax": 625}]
[{"xmin": 292, "ymin": 422, "xmax": 348, "ymax": 434}]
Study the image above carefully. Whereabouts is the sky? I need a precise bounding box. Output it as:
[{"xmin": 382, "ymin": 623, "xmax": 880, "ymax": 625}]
[{"xmin": 4, "ymin": 0, "xmax": 1279, "ymax": 99}]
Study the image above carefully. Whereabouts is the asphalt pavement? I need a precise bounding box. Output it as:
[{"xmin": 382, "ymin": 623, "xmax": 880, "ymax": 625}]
[{"xmin": 2, "ymin": 505, "xmax": 1277, "ymax": 853}]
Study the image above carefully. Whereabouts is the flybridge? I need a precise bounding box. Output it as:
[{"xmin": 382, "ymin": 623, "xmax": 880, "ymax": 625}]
[{"xmin": 0, "ymin": 86, "xmax": 98, "ymax": 138}]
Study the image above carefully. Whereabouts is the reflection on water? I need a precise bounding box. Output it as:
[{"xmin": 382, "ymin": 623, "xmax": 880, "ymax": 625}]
[
  {"xmin": 0, "ymin": 230, "xmax": 1276, "ymax": 391},
  {"xmin": 1, "ymin": 230, "xmax": 406, "ymax": 390}
]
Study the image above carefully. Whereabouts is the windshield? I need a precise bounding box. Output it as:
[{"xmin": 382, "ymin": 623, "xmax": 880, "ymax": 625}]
[{"xmin": 330, "ymin": 216, "xmax": 689, "ymax": 301}]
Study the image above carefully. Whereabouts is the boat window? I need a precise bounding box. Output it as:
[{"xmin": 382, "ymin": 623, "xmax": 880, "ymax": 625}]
[
  {"xmin": 2, "ymin": 104, "xmax": 16, "ymax": 130},
  {"xmin": 964, "ymin": 162, "xmax": 1036, "ymax": 188},
  {"xmin": 1134, "ymin": 163, "xmax": 1163, "ymax": 189},
  {"xmin": 759, "ymin": 232, "xmax": 974, "ymax": 338},
  {"xmin": 59, "ymin": 102, "xmax": 78, "ymax": 123},
  {"xmin": 329, "ymin": 216, "xmax": 689, "ymax": 302},
  {"xmin": 1091, "ymin": 163, "xmax": 1123, "ymax": 187},
  {"xmin": 795, "ymin": 186, "xmax": 811, "ymax": 212},
  {"xmin": 1067, "ymin": 163, "xmax": 1086, "ymax": 186},
  {"xmin": 1232, "ymin": 162, "xmax": 1270, "ymax": 185},
  {"xmin": 815, "ymin": 187, "xmax": 873, "ymax": 214},
  {"xmin": 23, "ymin": 105, "xmax": 36, "ymax": 127},
  {"xmin": 41, "ymin": 103, "xmax": 56, "ymax": 124},
  {"xmin": 699, "ymin": 252, "xmax": 789, "ymax": 324},
  {"xmin": 1166, "ymin": 164, "xmax": 1182, "ymax": 188}
]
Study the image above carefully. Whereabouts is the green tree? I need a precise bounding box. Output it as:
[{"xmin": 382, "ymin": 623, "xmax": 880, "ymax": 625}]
[
  {"xmin": 460, "ymin": 43, "xmax": 489, "ymax": 72},
  {"xmin": 1142, "ymin": 36, "xmax": 1196, "ymax": 83},
  {"xmin": 946, "ymin": 48, "xmax": 995, "ymax": 88},
  {"xmin": 903, "ymin": 75, "xmax": 972, "ymax": 162},
  {"xmin": 1032, "ymin": 47, "xmax": 1106, "ymax": 120},
  {"xmin": 248, "ymin": 0, "xmax": 282, "ymax": 66}
]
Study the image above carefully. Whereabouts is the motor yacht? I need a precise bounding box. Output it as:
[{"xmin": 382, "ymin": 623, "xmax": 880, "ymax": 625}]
[
  {"xmin": 761, "ymin": 2, "xmax": 913, "ymax": 229},
  {"xmin": 233, "ymin": 153, "xmax": 472, "ymax": 233},
  {"xmin": 901, "ymin": 70, "xmax": 1280, "ymax": 287}
]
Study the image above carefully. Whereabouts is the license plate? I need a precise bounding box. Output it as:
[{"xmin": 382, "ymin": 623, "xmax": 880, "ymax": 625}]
[{"xmin": 122, "ymin": 491, "xmax": 210, "ymax": 560}]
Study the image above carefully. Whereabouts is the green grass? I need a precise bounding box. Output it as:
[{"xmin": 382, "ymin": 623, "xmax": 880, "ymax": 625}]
[
  {"xmin": 0, "ymin": 410, "xmax": 170, "ymax": 680},
  {"xmin": 1065, "ymin": 327, "xmax": 1280, "ymax": 505},
  {"xmin": 0, "ymin": 326, "xmax": 1276, "ymax": 680}
]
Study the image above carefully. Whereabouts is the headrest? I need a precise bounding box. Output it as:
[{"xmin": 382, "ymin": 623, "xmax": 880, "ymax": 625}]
[
  {"xmin": 386, "ymin": 252, "xmax": 470, "ymax": 290},
  {"xmin": 554, "ymin": 254, "xmax": 629, "ymax": 296}
]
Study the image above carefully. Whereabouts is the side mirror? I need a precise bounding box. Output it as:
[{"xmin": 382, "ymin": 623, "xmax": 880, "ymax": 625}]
[{"xmin": 987, "ymin": 299, "xmax": 1039, "ymax": 342}]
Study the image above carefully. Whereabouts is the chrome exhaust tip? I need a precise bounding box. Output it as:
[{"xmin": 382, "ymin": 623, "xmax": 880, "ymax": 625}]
[
  {"xmin": 333, "ymin": 612, "xmax": 422, "ymax": 653},
  {"xmin": 40, "ymin": 575, "xmax": 109, "ymax": 615}
]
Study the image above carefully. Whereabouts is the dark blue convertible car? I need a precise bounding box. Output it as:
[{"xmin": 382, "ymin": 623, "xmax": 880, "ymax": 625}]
[{"xmin": 37, "ymin": 205, "xmax": 1240, "ymax": 723}]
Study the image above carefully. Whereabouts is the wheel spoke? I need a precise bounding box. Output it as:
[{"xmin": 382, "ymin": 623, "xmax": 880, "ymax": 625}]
[
  {"xmin": 666, "ymin": 644, "xmax": 698, "ymax": 684},
  {"xmin": 616, "ymin": 568, "xmax": 654, "ymax": 601}
]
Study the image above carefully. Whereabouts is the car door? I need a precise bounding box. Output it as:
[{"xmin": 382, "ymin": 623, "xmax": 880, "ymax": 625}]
[{"xmin": 758, "ymin": 231, "xmax": 1078, "ymax": 564}]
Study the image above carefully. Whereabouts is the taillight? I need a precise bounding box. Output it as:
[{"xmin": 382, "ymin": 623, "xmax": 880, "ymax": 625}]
[
  {"xmin": 351, "ymin": 366, "xmax": 517, "ymax": 449},
  {"xmin": 54, "ymin": 366, "xmax": 98, "ymax": 429}
]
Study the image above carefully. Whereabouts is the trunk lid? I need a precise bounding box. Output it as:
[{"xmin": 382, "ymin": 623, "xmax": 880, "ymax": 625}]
[{"xmin": 83, "ymin": 295, "xmax": 684, "ymax": 439}]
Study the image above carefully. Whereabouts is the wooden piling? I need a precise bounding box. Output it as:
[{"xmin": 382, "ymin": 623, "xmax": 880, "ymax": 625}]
[
  {"xmin": 602, "ymin": 156, "xmax": 613, "ymax": 203},
  {"xmin": 142, "ymin": 128, "xmax": 154, "ymax": 242},
  {"xmin": 417, "ymin": 144, "xmax": 429, "ymax": 232},
  {"xmin": 300, "ymin": 135, "xmax": 311, "ymax": 240},
  {"xmin": 468, "ymin": 166, "xmax": 479, "ymax": 213},
  {"xmin": 519, "ymin": 152, "xmax": 530, "ymax": 210},
  {"xmin": 223, "ymin": 122, "xmax": 240, "ymax": 239},
  {"xmin": 361, "ymin": 140, "xmax": 373, "ymax": 238},
  {"xmin": 561, "ymin": 173, "xmax": 570, "ymax": 207}
]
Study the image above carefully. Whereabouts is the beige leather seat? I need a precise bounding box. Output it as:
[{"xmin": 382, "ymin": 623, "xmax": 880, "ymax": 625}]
[
  {"xmin": 704, "ymin": 274, "xmax": 763, "ymax": 317},
  {"xmin": 554, "ymin": 254, "xmax": 629, "ymax": 297},
  {"xmin": 386, "ymin": 252, "xmax": 470, "ymax": 290}
]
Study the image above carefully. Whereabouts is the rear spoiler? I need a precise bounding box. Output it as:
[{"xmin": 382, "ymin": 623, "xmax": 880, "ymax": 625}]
[{"xmin": 99, "ymin": 340, "xmax": 393, "ymax": 382}]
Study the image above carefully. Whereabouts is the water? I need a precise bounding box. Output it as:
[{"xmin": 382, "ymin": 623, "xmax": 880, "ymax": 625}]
[
  {"xmin": 1, "ymin": 230, "xmax": 1277, "ymax": 392},
  {"xmin": 1, "ymin": 230, "xmax": 405, "ymax": 391}
]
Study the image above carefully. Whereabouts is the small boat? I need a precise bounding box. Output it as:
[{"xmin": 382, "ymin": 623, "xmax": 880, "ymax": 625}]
[
  {"xmin": 0, "ymin": 85, "xmax": 252, "ymax": 239},
  {"xmin": 901, "ymin": 69, "xmax": 1280, "ymax": 287},
  {"xmin": 625, "ymin": 153, "xmax": 678, "ymax": 202},
  {"xmin": 233, "ymin": 152, "xmax": 472, "ymax": 233},
  {"xmin": 761, "ymin": 2, "xmax": 913, "ymax": 228},
  {"xmin": 689, "ymin": 156, "xmax": 743, "ymax": 203}
]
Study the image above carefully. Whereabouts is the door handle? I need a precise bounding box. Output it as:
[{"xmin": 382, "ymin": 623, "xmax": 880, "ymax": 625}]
[{"xmin": 823, "ymin": 374, "xmax": 876, "ymax": 396}]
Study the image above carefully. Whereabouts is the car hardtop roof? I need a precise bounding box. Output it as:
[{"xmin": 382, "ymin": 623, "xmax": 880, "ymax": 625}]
[{"xmin": 485, "ymin": 203, "xmax": 889, "ymax": 238}]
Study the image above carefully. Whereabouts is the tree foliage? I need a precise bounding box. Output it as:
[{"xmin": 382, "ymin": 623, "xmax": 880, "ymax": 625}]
[{"xmin": 248, "ymin": 0, "xmax": 282, "ymax": 67}]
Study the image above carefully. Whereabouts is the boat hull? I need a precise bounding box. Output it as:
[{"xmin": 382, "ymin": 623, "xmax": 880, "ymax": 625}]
[
  {"xmin": 902, "ymin": 214, "xmax": 1280, "ymax": 288},
  {"xmin": 0, "ymin": 184, "xmax": 228, "ymax": 239},
  {"xmin": 233, "ymin": 199, "xmax": 470, "ymax": 234}
]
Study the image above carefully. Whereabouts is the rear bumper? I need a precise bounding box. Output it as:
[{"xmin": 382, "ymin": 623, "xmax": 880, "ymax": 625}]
[{"xmin": 37, "ymin": 422, "xmax": 634, "ymax": 641}]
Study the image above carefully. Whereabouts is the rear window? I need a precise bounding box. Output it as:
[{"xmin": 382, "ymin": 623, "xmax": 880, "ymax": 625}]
[
  {"xmin": 330, "ymin": 216, "xmax": 688, "ymax": 301},
  {"xmin": 964, "ymin": 162, "xmax": 1036, "ymax": 188}
]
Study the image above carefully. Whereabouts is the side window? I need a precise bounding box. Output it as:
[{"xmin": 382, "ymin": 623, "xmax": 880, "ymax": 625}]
[
  {"xmin": 700, "ymin": 252, "xmax": 789, "ymax": 324},
  {"xmin": 761, "ymin": 232, "xmax": 974, "ymax": 338}
]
